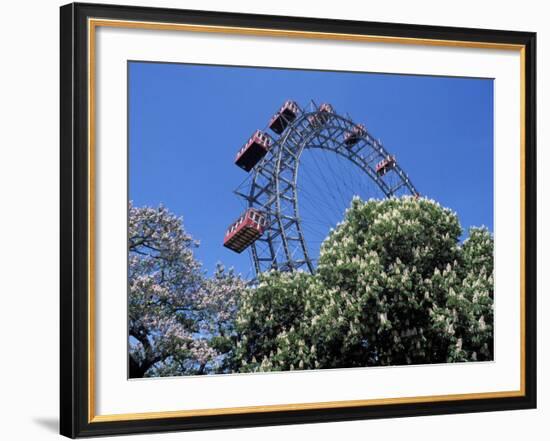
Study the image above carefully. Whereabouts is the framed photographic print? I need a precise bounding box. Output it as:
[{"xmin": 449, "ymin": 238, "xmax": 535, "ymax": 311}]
[{"xmin": 60, "ymin": 2, "xmax": 537, "ymax": 438}]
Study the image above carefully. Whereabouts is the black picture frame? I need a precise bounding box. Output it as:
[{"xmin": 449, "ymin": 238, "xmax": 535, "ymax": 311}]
[{"xmin": 60, "ymin": 2, "xmax": 537, "ymax": 438}]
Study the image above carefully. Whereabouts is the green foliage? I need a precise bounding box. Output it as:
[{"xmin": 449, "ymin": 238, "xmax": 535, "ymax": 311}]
[{"xmin": 231, "ymin": 197, "xmax": 494, "ymax": 372}]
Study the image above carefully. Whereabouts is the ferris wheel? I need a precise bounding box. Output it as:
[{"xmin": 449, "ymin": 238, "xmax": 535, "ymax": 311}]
[{"xmin": 223, "ymin": 100, "xmax": 419, "ymax": 276}]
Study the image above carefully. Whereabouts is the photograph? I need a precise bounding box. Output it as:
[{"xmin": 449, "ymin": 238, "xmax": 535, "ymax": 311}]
[{"xmin": 128, "ymin": 61, "xmax": 495, "ymax": 378}]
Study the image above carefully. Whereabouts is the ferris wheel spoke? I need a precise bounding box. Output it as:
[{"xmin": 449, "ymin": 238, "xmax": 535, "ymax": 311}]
[
  {"xmin": 298, "ymin": 162, "xmax": 350, "ymax": 218},
  {"xmin": 297, "ymin": 162, "xmax": 349, "ymax": 220},
  {"xmin": 318, "ymin": 147, "xmax": 351, "ymax": 210},
  {"xmin": 307, "ymin": 145, "xmax": 349, "ymax": 215},
  {"xmin": 330, "ymin": 151, "xmax": 366, "ymax": 203}
]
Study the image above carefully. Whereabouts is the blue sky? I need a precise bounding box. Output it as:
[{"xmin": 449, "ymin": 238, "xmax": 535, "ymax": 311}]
[{"xmin": 129, "ymin": 61, "xmax": 493, "ymax": 278}]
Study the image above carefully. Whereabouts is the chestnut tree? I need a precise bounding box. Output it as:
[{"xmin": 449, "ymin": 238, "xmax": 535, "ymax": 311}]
[{"xmin": 231, "ymin": 197, "xmax": 494, "ymax": 372}]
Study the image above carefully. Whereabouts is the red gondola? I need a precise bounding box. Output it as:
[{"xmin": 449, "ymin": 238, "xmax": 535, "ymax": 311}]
[
  {"xmin": 235, "ymin": 130, "xmax": 272, "ymax": 172},
  {"xmin": 308, "ymin": 103, "xmax": 334, "ymax": 127},
  {"xmin": 269, "ymin": 100, "xmax": 299, "ymax": 134},
  {"xmin": 343, "ymin": 123, "xmax": 366, "ymax": 146},
  {"xmin": 223, "ymin": 208, "xmax": 266, "ymax": 253},
  {"xmin": 375, "ymin": 155, "xmax": 396, "ymax": 176}
]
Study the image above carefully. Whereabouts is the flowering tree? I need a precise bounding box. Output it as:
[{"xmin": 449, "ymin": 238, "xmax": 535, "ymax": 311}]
[
  {"xmin": 231, "ymin": 197, "xmax": 494, "ymax": 372},
  {"xmin": 128, "ymin": 203, "xmax": 246, "ymax": 377}
]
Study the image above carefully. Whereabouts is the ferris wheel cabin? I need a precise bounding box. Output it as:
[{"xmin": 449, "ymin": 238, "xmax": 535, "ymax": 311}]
[
  {"xmin": 269, "ymin": 100, "xmax": 299, "ymax": 134},
  {"xmin": 308, "ymin": 103, "xmax": 334, "ymax": 127},
  {"xmin": 375, "ymin": 155, "xmax": 396, "ymax": 176},
  {"xmin": 235, "ymin": 130, "xmax": 272, "ymax": 172},
  {"xmin": 344, "ymin": 123, "xmax": 366, "ymax": 146},
  {"xmin": 223, "ymin": 208, "xmax": 266, "ymax": 253}
]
